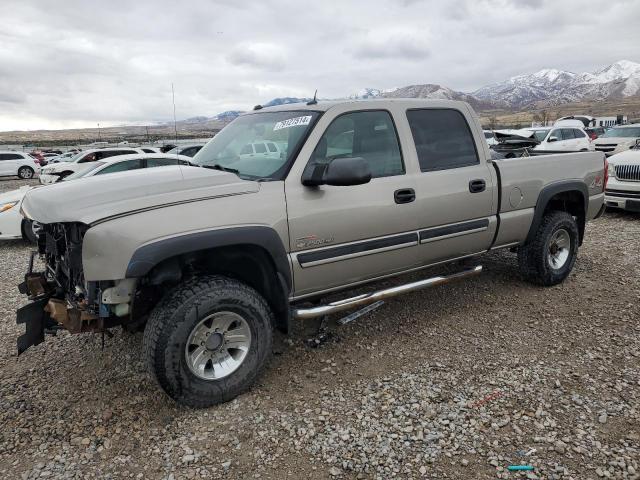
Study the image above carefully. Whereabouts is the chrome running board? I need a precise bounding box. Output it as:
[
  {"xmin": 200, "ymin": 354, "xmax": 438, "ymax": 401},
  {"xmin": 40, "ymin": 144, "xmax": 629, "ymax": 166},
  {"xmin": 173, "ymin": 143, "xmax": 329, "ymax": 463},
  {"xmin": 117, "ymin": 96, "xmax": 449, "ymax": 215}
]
[{"xmin": 292, "ymin": 265, "xmax": 482, "ymax": 320}]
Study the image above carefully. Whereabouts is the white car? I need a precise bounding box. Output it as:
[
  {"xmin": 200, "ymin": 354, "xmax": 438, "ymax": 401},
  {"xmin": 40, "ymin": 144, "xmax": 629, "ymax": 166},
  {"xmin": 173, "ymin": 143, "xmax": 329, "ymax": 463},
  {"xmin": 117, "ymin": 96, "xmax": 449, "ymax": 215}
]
[
  {"xmin": 0, "ymin": 186, "xmax": 38, "ymax": 241},
  {"xmin": 483, "ymin": 130, "xmax": 498, "ymax": 146},
  {"xmin": 39, "ymin": 147, "xmax": 144, "ymax": 184},
  {"xmin": 604, "ymin": 141, "xmax": 640, "ymax": 212},
  {"xmin": 525, "ymin": 127, "xmax": 592, "ymax": 152},
  {"xmin": 48, "ymin": 152, "xmax": 77, "ymax": 163},
  {"xmin": 0, "ymin": 153, "xmax": 192, "ymax": 242},
  {"xmin": 238, "ymin": 141, "xmax": 282, "ymax": 159},
  {"xmin": 594, "ymin": 124, "xmax": 640, "ymax": 157},
  {"xmin": 0, "ymin": 151, "xmax": 40, "ymax": 179},
  {"xmin": 165, "ymin": 144, "xmax": 206, "ymax": 157}
]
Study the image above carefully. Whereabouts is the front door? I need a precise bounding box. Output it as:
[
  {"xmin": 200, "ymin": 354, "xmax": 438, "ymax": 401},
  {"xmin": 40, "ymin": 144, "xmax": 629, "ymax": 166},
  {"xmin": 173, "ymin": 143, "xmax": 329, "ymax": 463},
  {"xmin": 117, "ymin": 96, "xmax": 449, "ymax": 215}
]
[
  {"xmin": 285, "ymin": 108, "xmax": 418, "ymax": 297},
  {"xmin": 403, "ymin": 107, "xmax": 496, "ymax": 265}
]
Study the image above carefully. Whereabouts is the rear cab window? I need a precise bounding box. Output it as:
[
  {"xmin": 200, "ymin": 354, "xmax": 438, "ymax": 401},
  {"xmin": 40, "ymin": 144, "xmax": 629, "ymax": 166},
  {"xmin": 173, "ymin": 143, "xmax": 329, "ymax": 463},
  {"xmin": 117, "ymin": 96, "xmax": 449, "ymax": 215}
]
[{"xmin": 406, "ymin": 109, "xmax": 479, "ymax": 171}]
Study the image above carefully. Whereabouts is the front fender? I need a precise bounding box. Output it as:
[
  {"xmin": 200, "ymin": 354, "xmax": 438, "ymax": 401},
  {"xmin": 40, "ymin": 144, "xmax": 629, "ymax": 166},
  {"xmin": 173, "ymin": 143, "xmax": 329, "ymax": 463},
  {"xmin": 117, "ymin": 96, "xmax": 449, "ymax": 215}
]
[{"xmin": 125, "ymin": 226, "xmax": 292, "ymax": 291}]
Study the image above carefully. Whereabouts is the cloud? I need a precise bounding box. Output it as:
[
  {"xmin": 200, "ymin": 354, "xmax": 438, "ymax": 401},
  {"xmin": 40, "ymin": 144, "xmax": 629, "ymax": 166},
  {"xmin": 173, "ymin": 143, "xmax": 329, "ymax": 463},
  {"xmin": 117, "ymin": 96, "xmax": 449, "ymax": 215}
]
[
  {"xmin": 0, "ymin": 0, "xmax": 638, "ymax": 131},
  {"xmin": 227, "ymin": 42, "xmax": 287, "ymax": 70},
  {"xmin": 354, "ymin": 30, "xmax": 430, "ymax": 60}
]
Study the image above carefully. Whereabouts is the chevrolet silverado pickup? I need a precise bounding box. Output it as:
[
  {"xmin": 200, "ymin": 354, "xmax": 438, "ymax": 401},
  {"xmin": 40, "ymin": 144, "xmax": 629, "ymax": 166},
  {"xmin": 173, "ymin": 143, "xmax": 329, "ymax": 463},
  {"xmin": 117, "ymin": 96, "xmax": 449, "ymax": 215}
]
[{"xmin": 17, "ymin": 99, "xmax": 607, "ymax": 407}]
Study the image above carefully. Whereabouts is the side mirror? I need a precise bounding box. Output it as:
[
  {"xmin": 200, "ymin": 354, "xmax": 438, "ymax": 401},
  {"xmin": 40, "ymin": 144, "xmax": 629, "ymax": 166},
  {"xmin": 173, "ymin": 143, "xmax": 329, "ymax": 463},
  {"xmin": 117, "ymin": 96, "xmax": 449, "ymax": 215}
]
[
  {"xmin": 635, "ymin": 138, "xmax": 640, "ymax": 149},
  {"xmin": 302, "ymin": 157, "xmax": 372, "ymax": 187},
  {"xmin": 548, "ymin": 136, "xmax": 558, "ymax": 143}
]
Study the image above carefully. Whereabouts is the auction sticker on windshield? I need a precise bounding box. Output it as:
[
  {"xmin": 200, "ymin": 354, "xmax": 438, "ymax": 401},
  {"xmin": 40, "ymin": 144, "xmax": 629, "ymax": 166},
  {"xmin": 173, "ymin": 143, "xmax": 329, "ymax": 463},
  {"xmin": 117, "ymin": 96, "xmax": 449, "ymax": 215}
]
[{"xmin": 273, "ymin": 116, "xmax": 312, "ymax": 131}]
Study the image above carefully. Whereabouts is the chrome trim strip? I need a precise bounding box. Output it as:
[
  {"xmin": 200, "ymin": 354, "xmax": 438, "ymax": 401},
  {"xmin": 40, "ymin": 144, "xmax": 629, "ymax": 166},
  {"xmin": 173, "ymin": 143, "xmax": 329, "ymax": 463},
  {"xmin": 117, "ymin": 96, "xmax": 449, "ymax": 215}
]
[
  {"xmin": 420, "ymin": 226, "xmax": 488, "ymax": 244},
  {"xmin": 299, "ymin": 239, "xmax": 418, "ymax": 268}
]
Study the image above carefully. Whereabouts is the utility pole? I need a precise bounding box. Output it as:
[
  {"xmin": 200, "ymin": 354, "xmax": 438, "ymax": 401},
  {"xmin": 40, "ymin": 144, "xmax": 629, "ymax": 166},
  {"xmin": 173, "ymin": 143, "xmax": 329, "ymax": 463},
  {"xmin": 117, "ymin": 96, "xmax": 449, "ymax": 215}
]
[{"xmin": 97, "ymin": 123, "xmax": 102, "ymax": 142}]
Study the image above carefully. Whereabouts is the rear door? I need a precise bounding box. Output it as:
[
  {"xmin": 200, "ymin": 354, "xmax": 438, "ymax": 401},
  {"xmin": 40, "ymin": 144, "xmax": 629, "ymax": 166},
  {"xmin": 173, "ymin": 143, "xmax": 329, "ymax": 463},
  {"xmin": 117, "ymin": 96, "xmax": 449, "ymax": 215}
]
[
  {"xmin": 553, "ymin": 129, "xmax": 573, "ymax": 151},
  {"xmin": 0, "ymin": 153, "xmax": 19, "ymax": 175},
  {"xmin": 572, "ymin": 128, "xmax": 589, "ymax": 150},
  {"xmin": 405, "ymin": 107, "xmax": 496, "ymax": 265}
]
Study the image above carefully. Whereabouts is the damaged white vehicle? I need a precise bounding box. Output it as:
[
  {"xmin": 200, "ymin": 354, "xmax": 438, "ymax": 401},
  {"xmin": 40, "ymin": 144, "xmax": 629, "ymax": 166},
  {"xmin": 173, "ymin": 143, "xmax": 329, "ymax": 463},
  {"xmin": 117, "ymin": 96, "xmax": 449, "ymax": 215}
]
[{"xmin": 1, "ymin": 154, "xmax": 192, "ymax": 243}]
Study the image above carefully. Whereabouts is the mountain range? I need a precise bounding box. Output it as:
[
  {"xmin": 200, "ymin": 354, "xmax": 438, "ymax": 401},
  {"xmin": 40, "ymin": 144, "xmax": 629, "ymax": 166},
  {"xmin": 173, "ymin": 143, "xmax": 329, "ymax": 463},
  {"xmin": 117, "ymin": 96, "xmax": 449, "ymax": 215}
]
[{"xmin": 224, "ymin": 59, "xmax": 640, "ymax": 119}]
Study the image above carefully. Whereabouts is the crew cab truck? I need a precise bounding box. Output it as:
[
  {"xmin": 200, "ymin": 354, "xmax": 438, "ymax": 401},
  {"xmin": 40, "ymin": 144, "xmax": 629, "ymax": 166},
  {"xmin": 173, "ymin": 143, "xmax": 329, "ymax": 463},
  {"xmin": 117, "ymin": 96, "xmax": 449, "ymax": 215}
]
[{"xmin": 17, "ymin": 99, "xmax": 606, "ymax": 407}]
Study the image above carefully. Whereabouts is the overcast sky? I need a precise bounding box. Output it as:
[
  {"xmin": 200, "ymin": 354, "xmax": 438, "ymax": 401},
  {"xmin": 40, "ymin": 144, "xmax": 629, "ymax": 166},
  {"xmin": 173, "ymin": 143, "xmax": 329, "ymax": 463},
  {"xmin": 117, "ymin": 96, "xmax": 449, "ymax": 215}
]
[{"xmin": 1, "ymin": 0, "xmax": 639, "ymax": 131}]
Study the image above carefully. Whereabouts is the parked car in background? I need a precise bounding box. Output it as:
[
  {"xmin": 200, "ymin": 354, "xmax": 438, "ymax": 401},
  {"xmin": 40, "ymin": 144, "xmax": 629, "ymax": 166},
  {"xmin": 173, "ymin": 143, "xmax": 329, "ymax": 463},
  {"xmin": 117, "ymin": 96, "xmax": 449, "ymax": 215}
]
[
  {"xmin": 48, "ymin": 152, "xmax": 77, "ymax": 164},
  {"xmin": 585, "ymin": 127, "xmax": 607, "ymax": 140},
  {"xmin": 0, "ymin": 186, "xmax": 38, "ymax": 242},
  {"xmin": 39, "ymin": 147, "xmax": 145, "ymax": 184},
  {"xmin": 525, "ymin": 126, "xmax": 592, "ymax": 152},
  {"xmin": 29, "ymin": 152, "xmax": 46, "ymax": 166},
  {"xmin": 165, "ymin": 143, "xmax": 205, "ymax": 157},
  {"xmin": 483, "ymin": 130, "xmax": 498, "ymax": 146},
  {"xmin": 141, "ymin": 147, "xmax": 161, "ymax": 154},
  {"xmin": 238, "ymin": 141, "xmax": 282, "ymax": 160},
  {"xmin": 593, "ymin": 124, "xmax": 640, "ymax": 156},
  {"xmin": 0, "ymin": 151, "xmax": 40, "ymax": 179},
  {"xmin": 604, "ymin": 139, "xmax": 640, "ymax": 212},
  {"xmin": 0, "ymin": 153, "xmax": 192, "ymax": 243}
]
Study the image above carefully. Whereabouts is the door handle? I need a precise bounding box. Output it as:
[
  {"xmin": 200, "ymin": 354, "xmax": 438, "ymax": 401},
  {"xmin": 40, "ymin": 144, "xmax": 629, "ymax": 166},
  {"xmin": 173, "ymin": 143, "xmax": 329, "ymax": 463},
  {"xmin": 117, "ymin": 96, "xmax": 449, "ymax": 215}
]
[
  {"xmin": 394, "ymin": 188, "xmax": 415, "ymax": 204},
  {"xmin": 469, "ymin": 179, "xmax": 486, "ymax": 193}
]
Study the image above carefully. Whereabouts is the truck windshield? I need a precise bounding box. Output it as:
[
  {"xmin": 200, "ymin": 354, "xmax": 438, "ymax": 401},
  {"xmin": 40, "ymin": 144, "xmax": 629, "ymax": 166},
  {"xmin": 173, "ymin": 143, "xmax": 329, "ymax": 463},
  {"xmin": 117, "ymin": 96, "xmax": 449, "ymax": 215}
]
[
  {"xmin": 191, "ymin": 111, "xmax": 321, "ymax": 180},
  {"xmin": 601, "ymin": 127, "xmax": 640, "ymax": 138}
]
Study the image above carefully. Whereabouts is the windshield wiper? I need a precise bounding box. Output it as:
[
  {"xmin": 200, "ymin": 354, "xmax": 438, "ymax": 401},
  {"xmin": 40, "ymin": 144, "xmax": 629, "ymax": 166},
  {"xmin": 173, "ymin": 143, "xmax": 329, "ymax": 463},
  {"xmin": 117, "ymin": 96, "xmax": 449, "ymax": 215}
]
[{"xmin": 202, "ymin": 164, "xmax": 240, "ymax": 174}]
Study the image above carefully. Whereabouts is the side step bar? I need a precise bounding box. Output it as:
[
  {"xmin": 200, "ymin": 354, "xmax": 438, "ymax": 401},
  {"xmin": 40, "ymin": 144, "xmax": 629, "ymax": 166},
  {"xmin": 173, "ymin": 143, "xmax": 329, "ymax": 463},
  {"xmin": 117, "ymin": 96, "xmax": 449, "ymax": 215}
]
[{"xmin": 292, "ymin": 265, "xmax": 482, "ymax": 320}]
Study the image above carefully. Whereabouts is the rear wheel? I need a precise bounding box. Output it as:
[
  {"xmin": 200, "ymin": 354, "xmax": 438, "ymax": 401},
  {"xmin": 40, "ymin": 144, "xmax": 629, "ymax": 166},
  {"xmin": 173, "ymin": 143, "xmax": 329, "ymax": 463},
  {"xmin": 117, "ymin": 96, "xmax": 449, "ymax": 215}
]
[
  {"xmin": 17, "ymin": 166, "xmax": 34, "ymax": 179},
  {"xmin": 518, "ymin": 211, "xmax": 579, "ymax": 286},
  {"xmin": 142, "ymin": 275, "xmax": 274, "ymax": 408}
]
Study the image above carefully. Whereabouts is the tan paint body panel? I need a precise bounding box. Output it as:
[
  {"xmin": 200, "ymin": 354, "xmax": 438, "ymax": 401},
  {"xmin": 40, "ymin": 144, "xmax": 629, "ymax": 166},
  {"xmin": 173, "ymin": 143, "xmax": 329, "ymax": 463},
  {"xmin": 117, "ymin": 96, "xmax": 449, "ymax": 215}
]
[
  {"xmin": 82, "ymin": 182, "xmax": 289, "ymax": 281},
  {"xmin": 24, "ymin": 99, "xmax": 605, "ymax": 299}
]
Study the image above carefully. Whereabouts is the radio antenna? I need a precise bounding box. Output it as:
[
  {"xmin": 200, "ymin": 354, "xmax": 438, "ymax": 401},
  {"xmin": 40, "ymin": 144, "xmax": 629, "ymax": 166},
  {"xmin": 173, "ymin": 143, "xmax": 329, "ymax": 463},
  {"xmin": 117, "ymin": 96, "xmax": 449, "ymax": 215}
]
[
  {"xmin": 306, "ymin": 90, "xmax": 318, "ymax": 105},
  {"xmin": 171, "ymin": 82, "xmax": 178, "ymax": 142}
]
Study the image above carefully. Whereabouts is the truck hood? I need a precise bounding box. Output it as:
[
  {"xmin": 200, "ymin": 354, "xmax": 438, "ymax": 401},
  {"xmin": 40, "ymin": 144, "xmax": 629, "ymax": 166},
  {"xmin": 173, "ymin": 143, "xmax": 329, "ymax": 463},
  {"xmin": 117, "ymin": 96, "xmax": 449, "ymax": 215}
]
[
  {"xmin": 608, "ymin": 149, "xmax": 640, "ymax": 165},
  {"xmin": 594, "ymin": 137, "xmax": 638, "ymax": 146},
  {"xmin": 21, "ymin": 165, "xmax": 260, "ymax": 225}
]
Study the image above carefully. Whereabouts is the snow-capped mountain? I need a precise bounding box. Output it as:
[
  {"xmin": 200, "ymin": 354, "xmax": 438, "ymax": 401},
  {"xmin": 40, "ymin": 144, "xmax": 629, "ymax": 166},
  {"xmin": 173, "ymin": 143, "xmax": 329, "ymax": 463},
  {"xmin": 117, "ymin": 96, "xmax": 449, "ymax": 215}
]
[
  {"xmin": 382, "ymin": 84, "xmax": 497, "ymax": 110},
  {"xmin": 473, "ymin": 60, "xmax": 640, "ymax": 108}
]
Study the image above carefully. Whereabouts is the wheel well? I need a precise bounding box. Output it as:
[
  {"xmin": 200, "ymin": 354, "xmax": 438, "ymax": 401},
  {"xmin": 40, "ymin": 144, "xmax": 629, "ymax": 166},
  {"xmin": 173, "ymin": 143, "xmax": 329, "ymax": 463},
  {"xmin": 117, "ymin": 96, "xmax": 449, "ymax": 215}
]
[
  {"xmin": 544, "ymin": 190, "xmax": 586, "ymax": 243},
  {"xmin": 140, "ymin": 245, "xmax": 290, "ymax": 333}
]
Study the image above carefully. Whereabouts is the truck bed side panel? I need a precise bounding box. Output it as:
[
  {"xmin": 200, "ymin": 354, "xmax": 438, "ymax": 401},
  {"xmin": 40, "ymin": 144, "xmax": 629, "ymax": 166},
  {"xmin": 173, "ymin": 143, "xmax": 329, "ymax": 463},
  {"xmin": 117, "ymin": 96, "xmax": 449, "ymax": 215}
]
[{"xmin": 492, "ymin": 152, "xmax": 605, "ymax": 247}]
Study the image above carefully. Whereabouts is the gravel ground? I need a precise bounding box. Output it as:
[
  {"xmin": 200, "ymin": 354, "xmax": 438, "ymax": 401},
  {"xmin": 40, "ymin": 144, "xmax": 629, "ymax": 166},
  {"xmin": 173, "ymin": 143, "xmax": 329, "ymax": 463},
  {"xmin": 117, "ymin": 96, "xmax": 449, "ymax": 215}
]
[{"xmin": 0, "ymin": 177, "xmax": 638, "ymax": 480}]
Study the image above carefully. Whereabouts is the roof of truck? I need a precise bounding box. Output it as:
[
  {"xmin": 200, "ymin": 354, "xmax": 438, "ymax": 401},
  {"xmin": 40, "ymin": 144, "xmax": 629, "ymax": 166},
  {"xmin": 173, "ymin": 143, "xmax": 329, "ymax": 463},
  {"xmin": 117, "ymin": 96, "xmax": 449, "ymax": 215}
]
[{"xmin": 245, "ymin": 98, "xmax": 469, "ymax": 114}]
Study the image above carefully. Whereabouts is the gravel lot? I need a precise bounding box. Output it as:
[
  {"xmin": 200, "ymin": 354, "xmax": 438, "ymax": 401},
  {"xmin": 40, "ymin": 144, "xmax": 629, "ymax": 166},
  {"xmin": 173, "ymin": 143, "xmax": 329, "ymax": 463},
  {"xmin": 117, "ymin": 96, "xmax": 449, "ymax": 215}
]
[{"xmin": 0, "ymin": 177, "xmax": 638, "ymax": 480}]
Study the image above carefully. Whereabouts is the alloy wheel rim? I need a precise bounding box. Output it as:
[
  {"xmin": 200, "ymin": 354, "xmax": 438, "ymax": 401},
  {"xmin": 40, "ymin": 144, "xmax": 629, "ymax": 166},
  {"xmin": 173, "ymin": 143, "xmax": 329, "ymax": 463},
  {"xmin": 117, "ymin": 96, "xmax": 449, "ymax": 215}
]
[
  {"xmin": 547, "ymin": 228, "xmax": 571, "ymax": 270},
  {"xmin": 184, "ymin": 311, "xmax": 251, "ymax": 380}
]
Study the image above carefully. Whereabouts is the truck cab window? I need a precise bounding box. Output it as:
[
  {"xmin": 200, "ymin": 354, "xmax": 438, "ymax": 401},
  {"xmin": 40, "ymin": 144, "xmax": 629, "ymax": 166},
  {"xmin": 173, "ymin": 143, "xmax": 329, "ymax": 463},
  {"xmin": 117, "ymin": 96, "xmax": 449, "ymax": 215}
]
[
  {"xmin": 406, "ymin": 109, "xmax": 479, "ymax": 171},
  {"xmin": 311, "ymin": 110, "xmax": 404, "ymax": 178}
]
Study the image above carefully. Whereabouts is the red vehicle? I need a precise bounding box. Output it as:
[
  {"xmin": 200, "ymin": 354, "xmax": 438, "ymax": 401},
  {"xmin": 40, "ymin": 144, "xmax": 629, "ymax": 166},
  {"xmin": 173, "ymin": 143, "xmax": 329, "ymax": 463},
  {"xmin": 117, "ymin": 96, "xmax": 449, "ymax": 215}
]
[{"xmin": 29, "ymin": 151, "xmax": 47, "ymax": 167}]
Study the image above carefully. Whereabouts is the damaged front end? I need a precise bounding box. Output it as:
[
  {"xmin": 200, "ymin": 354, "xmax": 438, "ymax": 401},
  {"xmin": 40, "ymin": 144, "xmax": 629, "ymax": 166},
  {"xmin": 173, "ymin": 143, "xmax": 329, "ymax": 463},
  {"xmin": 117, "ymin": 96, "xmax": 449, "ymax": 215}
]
[{"xmin": 16, "ymin": 222, "xmax": 122, "ymax": 354}]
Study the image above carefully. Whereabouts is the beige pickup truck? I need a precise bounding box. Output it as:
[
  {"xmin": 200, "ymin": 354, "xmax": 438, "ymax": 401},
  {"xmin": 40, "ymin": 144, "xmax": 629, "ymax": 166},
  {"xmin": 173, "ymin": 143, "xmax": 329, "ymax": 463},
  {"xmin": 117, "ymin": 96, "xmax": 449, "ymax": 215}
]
[{"xmin": 17, "ymin": 99, "xmax": 606, "ymax": 407}]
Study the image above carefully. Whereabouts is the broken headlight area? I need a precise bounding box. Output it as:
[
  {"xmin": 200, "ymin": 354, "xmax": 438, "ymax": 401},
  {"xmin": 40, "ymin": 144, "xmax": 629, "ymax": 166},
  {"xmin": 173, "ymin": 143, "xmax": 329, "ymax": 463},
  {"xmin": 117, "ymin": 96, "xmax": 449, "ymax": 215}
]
[{"xmin": 16, "ymin": 222, "xmax": 128, "ymax": 354}]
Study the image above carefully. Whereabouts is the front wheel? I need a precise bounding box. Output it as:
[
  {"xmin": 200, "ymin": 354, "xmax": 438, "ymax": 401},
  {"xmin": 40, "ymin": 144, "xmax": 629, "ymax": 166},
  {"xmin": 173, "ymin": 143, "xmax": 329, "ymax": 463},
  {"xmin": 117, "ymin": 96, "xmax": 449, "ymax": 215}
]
[
  {"xmin": 18, "ymin": 166, "xmax": 34, "ymax": 179},
  {"xmin": 22, "ymin": 219, "xmax": 38, "ymax": 244},
  {"xmin": 143, "ymin": 275, "xmax": 274, "ymax": 408},
  {"xmin": 518, "ymin": 211, "xmax": 579, "ymax": 286}
]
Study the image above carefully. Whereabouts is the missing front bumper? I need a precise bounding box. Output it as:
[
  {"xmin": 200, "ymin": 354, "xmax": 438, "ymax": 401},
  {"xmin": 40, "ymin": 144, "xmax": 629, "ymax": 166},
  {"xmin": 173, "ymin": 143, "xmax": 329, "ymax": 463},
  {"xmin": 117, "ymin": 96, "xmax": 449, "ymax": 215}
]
[{"xmin": 16, "ymin": 296, "xmax": 56, "ymax": 355}]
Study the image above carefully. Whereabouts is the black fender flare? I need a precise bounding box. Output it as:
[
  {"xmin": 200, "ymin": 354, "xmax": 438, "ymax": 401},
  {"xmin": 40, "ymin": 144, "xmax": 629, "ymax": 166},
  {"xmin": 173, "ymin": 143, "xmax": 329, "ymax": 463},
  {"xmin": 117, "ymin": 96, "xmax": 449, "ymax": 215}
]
[
  {"xmin": 125, "ymin": 226, "xmax": 292, "ymax": 293},
  {"xmin": 525, "ymin": 180, "xmax": 588, "ymax": 245}
]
